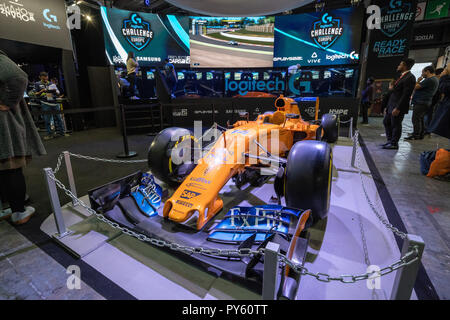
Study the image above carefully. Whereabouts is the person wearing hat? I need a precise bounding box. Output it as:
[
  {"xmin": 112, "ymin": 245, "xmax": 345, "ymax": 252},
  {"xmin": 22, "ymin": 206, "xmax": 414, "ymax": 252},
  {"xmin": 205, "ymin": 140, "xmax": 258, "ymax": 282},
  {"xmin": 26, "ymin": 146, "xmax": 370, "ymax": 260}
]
[
  {"xmin": 34, "ymin": 71, "xmax": 66, "ymax": 140},
  {"xmin": 0, "ymin": 49, "xmax": 46, "ymax": 224}
]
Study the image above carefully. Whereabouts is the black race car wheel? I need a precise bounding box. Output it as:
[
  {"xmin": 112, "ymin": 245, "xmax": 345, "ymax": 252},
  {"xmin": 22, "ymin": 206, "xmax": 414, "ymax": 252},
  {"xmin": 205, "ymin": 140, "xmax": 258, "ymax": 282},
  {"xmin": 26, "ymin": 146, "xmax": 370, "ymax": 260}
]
[
  {"xmin": 148, "ymin": 127, "xmax": 198, "ymax": 186},
  {"xmin": 321, "ymin": 113, "xmax": 339, "ymax": 143},
  {"xmin": 284, "ymin": 140, "xmax": 333, "ymax": 221}
]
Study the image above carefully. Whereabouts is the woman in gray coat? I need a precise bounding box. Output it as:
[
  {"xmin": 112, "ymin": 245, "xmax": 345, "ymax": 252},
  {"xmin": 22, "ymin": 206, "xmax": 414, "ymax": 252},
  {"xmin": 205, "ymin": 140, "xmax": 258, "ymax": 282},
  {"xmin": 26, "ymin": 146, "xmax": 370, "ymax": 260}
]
[{"xmin": 0, "ymin": 49, "xmax": 46, "ymax": 224}]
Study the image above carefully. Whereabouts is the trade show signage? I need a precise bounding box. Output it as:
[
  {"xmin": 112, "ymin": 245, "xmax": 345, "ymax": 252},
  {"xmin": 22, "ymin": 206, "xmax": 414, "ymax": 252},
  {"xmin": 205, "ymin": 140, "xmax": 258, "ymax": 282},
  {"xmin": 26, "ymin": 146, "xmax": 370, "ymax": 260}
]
[
  {"xmin": 101, "ymin": 6, "xmax": 190, "ymax": 67},
  {"xmin": 170, "ymin": 97, "xmax": 359, "ymax": 127},
  {"xmin": 366, "ymin": 0, "xmax": 417, "ymax": 79},
  {"xmin": 415, "ymin": 2, "xmax": 426, "ymax": 21},
  {"xmin": 273, "ymin": 7, "xmax": 364, "ymax": 67},
  {"xmin": 412, "ymin": 25, "xmax": 443, "ymax": 45},
  {"xmin": 425, "ymin": 0, "xmax": 449, "ymax": 19},
  {"xmin": 0, "ymin": 0, "xmax": 72, "ymax": 50}
]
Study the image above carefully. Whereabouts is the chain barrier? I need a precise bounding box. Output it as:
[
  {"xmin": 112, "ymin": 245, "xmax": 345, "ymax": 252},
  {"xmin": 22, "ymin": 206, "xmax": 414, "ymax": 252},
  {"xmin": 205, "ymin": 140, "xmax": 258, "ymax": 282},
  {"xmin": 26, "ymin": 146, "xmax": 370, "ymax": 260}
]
[
  {"xmin": 46, "ymin": 137, "xmax": 419, "ymax": 283},
  {"xmin": 68, "ymin": 153, "xmax": 148, "ymax": 164},
  {"xmin": 352, "ymin": 131, "xmax": 408, "ymax": 239}
]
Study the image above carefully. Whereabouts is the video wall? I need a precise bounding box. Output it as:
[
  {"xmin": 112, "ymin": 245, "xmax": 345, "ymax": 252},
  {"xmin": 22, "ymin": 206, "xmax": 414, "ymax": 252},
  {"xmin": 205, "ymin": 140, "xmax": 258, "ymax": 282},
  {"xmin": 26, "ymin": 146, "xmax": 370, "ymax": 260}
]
[
  {"xmin": 102, "ymin": 6, "xmax": 363, "ymax": 69},
  {"xmin": 101, "ymin": 7, "xmax": 190, "ymax": 67},
  {"xmin": 273, "ymin": 7, "xmax": 364, "ymax": 67},
  {"xmin": 189, "ymin": 16, "xmax": 275, "ymax": 68}
]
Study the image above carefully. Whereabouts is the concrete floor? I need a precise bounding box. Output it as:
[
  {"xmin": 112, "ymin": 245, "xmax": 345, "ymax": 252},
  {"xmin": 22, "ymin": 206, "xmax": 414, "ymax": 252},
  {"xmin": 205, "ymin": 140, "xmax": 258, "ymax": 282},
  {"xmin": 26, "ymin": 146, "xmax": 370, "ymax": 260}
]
[
  {"xmin": 358, "ymin": 114, "xmax": 450, "ymax": 300},
  {"xmin": 0, "ymin": 114, "xmax": 449, "ymax": 300}
]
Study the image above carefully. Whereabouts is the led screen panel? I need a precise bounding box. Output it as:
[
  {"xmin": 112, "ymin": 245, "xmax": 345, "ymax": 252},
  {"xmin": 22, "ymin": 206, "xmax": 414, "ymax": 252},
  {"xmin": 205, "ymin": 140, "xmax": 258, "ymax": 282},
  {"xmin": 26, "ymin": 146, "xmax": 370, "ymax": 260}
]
[
  {"xmin": 273, "ymin": 7, "xmax": 364, "ymax": 67},
  {"xmin": 190, "ymin": 16, "xmax": 274, "ymax": 68},
  {"xmin": 101, "ymin": 6, "xmax": 190, "ymax": 66}
]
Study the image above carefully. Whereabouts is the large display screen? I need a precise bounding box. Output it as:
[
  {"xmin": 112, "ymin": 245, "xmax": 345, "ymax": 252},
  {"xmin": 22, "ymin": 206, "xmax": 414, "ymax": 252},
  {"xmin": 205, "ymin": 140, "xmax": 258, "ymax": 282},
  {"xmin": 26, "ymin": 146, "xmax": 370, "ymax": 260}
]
[
  {"xmin": 189, "ymin": 16, "xmax": 275, "ymax": 68},
  {"xmin": 0, "ymin": 0, "xmax": 72, "ymax": 50},
  {"xmin": 273, "ymin": 7, "xmax": 364, "ymax": 67},
  {"xmin": 101, "ymin": 7, "xmax": 190, "ymax": 66}
]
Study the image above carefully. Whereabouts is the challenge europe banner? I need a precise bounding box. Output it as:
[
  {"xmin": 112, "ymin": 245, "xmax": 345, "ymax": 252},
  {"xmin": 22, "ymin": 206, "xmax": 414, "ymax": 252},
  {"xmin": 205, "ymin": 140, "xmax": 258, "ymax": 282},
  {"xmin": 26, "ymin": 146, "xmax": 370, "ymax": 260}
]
[{"xmin": 101, "ymin": 6, "xmax": 190, "ymax": 66}]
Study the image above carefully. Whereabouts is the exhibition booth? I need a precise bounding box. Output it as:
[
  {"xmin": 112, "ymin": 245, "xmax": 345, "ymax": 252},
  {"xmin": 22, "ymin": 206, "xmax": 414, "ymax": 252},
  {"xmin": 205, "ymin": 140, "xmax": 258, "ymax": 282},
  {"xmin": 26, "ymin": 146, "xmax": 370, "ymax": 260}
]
[{"xmin": 1, "ymin": 0, "xmax": 446, "ymax": 301}]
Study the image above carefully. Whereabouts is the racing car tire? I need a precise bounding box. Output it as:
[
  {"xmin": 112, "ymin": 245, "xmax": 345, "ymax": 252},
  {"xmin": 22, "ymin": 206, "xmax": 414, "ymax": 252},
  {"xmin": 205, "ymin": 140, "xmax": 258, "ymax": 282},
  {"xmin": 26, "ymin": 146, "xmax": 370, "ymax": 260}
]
[
  {"xmin": 321, "ymin": 113, "xmax": 339, "ymax": 143},
  {"xmin": 148, "ymin": 127, "xmax": 197, "ymax": 186},
  {"xmin": 284, "ymin": 140, "xmax": 332, "ymax": 221}
]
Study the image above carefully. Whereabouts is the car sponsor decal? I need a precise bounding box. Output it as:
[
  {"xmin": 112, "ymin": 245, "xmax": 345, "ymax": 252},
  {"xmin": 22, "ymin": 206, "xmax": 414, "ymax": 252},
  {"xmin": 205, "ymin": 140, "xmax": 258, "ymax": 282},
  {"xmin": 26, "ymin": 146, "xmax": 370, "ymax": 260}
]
[
  {"xmin": 175, "ymin": 200, "xmax": 193, "ymax": 208},
  {"xmin": 180, "ymin": 189, "xmax": 201, "ymax": 200}
]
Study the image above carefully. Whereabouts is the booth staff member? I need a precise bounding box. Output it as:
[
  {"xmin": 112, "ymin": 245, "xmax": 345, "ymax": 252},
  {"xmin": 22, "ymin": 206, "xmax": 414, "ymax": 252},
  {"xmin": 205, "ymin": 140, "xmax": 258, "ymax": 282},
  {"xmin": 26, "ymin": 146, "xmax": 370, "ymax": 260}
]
[
  {"xmin": 360, "ymin": 77, "xmax": 375, "ymax": 125},
  {"xmin": 381, "ymin": 59, "xmax": 416, "ymax": 150},
  {"xmin": 405, "ymin": 66, "xmax": 439, "ymax": 141},
  {"xmin": 164, "ymin": 58, "xmax": 177, "ymax": 98},
  {"xmin": 427, "ymin": 63, "xmax": 450, "ymax": 140},
  {"xmin": 34, "ymin": 72, "xmax": 66, "ymax": 140},
  {"xmin": 126, "ymin": 52, "xmax": 139, "ymax": 100},
  {"xmin": 0, "ymin": 49, "xmax": 46, "ymax": 224}
]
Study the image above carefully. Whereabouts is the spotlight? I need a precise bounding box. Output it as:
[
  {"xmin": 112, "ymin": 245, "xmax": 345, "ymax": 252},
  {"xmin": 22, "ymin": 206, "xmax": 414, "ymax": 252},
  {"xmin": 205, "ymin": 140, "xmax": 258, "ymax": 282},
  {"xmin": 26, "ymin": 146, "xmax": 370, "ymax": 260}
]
[
  {"xmin": 85, "ymin": 15, "xmax": 92, "ymax": 21},
  {"xmin": 315, "ymin": 0, "xmax": 325, "ymax": 12},
  {"xmin": 350, "ymin": 0, "xmax": 362, "ymax": 6}
]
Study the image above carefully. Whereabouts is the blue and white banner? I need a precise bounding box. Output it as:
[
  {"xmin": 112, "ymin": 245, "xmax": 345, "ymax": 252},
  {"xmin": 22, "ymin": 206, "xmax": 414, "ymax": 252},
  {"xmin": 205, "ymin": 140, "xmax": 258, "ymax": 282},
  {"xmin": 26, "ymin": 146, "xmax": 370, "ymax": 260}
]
[
  {"xmin": 101, "ymin": 6, "xmax": 190, "ymax": 66},
  {"xmin": 273, "ymin": 7, "xmax": 364, "ymax": 67}
]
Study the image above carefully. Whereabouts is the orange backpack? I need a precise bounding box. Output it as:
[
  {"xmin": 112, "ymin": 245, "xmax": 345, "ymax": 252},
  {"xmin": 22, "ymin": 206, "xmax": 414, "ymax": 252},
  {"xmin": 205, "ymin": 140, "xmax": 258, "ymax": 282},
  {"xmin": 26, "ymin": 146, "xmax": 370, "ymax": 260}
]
[{"xmin": 427, "ymin": 149, "xmax": 450, "ymax": 178}]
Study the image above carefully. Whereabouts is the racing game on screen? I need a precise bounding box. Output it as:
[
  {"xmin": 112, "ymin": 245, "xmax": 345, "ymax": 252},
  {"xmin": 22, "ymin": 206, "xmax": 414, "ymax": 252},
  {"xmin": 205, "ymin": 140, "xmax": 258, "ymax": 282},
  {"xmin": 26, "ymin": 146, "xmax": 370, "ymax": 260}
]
[
  {"xmin": 273, "ymin": 7, "xmax": 364, "ymax": 67},
  {"xmin": 190, "ymin": 16, "xmax": 275, "ymax": 68},
  {"xmin": 101, "ymin": 6, "xmax": 190, "ymax": 66}
]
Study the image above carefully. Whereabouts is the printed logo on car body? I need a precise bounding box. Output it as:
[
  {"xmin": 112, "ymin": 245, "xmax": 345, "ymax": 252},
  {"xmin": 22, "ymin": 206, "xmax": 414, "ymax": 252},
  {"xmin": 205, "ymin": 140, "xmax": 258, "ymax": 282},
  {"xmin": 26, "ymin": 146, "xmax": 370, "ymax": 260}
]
[{"xmin": 180, "ymin": 189, "xmax": 201, "ymax": 200}]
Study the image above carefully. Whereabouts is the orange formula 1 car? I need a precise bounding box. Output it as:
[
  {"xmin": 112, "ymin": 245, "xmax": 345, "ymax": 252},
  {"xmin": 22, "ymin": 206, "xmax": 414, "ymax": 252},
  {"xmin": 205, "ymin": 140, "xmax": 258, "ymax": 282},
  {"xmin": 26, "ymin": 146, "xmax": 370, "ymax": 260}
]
[{"xmin": 148, "ymin": 95, "xmax": 338, "ymax": 230}]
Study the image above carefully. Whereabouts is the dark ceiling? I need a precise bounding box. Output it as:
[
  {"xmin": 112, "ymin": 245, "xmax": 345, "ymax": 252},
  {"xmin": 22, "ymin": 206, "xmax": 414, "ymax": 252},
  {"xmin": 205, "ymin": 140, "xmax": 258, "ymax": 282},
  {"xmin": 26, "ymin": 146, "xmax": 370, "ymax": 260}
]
[{"xmin": 74, "ymin": 0, "xmax": 361, "ymax": 16}]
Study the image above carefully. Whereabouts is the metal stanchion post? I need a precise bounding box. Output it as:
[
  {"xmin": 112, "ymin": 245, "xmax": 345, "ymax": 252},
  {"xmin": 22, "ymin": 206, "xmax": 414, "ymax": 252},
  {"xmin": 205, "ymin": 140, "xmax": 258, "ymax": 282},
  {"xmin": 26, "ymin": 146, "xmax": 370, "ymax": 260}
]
[
  {"xmin": 63, "ymin": 151, "xmax": 78, "ymax": 207},
  {"xmin": 117, "ymin": 104, "xmax": 138, "ymax": 158},
  {"xmin": 351, "ymin": 134, "xmax": 357, "ymax": 168},
  {"xmin": 43, "ymin": 168, "xmax": 70, "ymax": 238},
  {"xmin": 262, "ymin": 242, "xmax": 280, "ymax": 300},
  {"xmin": 390, "ymin": 235, "xmax": 425, "ymax": 300},
  {"xmin": 349, "ymin": 117, "xmax": 353, "ymax": 139}
]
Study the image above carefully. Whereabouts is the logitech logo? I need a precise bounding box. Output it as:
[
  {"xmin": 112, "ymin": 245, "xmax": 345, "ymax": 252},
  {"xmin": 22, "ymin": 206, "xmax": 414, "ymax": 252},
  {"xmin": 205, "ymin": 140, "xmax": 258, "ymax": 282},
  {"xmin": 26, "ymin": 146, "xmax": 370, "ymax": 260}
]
[
  {"xmin": 225, "ymin": 78, "xmax": 285, "ymax": 96},
  {"xmin": 43, "ymin": 9, "xmax": 57, "ymax": 22},
  {"xmin": 122, "ymin": 13, "xmax": 153, "ymax": 51},
  {"xmin": 310, "ymin": 13, "xmax": 343, "ymax": 50},
  {"xmin": 326, "ymin": 51, "xmax": 359, "ymax": 61},
  {"xmin": 43, "ymin": 9, "xmax": 61, "ymax": 30}
]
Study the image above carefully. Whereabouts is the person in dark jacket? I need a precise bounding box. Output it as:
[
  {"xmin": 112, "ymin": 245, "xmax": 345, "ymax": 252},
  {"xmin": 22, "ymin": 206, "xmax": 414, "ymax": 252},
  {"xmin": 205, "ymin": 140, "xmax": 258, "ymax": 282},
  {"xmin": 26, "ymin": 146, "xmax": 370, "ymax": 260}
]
[
  {"xmin": 0, "ymin": 50, "xmax": 46, "ymax": 224},
  {"xmin": 381, "ymin": 80, "xmax": 395, "ymax": 115},
  {"xmin": 360, "ymin": 77, "xmax": 374, "ymax": 124},
  {"xmin": 381, "ymin": 58, "xmax": 416, "ymax": 150},
  {"xmin": 405, "ymin": 65, "xmax": 439, "ymax": 140},
  {"xmin": 424, "ymin": 68, "xmax": 444, "ymax": 136},
  {"xmin": 428, "ymin": 63, "xmax": 450, "ymax": 139}
]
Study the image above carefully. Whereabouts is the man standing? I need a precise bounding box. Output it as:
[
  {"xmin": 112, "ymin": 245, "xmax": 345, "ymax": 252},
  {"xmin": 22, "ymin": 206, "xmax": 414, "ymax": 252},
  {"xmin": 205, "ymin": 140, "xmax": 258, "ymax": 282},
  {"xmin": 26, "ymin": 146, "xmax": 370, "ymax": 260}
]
[
  {"xmin": 163, "ymin": 58, "xmax": 177, "ymax": 98},
  {"xmin": 34, "ymin": 72, "xmax": 66, "ymax": 140},
  {"xmin": 381, "ymin": 59, "xmax": 416, "ymax": 150},
  {"xmin": 361, "ymin": 77, "xmax": 375, "ymax": 124},
  {"xmin": 405, "ymin": 66, "xmax": 439, "ymax": 140}
]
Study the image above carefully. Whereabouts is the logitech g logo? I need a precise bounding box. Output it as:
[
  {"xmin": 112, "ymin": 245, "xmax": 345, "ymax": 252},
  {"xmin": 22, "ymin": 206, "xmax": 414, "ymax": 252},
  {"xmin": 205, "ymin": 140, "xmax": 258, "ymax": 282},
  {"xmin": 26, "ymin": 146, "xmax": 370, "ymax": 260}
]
[
  {"xmin": 42, "ymin": 8, "xmax": 61, "ymax": 30},
  {"xmin": 122, "ymin": 13, "xmax": 154, "ymax": 51},
  {"xmin": 389, "ymin": 0, "xmax": 402, "ymax": 9},
  {"xmin": 310, "ymin": 13, "xmax": 343, "ymax": 50},
  {"xmin": 43, "ymin": 9, "xmax": 57, "ymax": 23}
]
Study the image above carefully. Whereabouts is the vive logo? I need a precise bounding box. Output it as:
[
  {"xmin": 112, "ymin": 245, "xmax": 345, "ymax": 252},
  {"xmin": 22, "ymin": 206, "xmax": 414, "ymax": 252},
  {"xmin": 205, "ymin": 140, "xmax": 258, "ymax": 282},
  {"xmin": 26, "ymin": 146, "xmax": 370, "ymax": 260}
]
[
  {"xmin": 310, "ymin": 13, "xmax": 343, "ymax": 50},
  {"xmin": 43, "ymin": 9, "xmax": 57, "ymax": 23},
  {"xmin": 122, "ymin": 13, "xmax": 154, "ymax": 51}
]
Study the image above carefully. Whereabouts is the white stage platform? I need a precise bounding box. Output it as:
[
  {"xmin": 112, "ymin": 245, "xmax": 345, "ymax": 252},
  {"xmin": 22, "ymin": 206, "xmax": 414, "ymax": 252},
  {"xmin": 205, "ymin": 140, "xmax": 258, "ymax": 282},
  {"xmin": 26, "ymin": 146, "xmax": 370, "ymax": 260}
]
[{"xmin": 40, "ymin": 138, "xmax": 417, "ymax": 300}]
